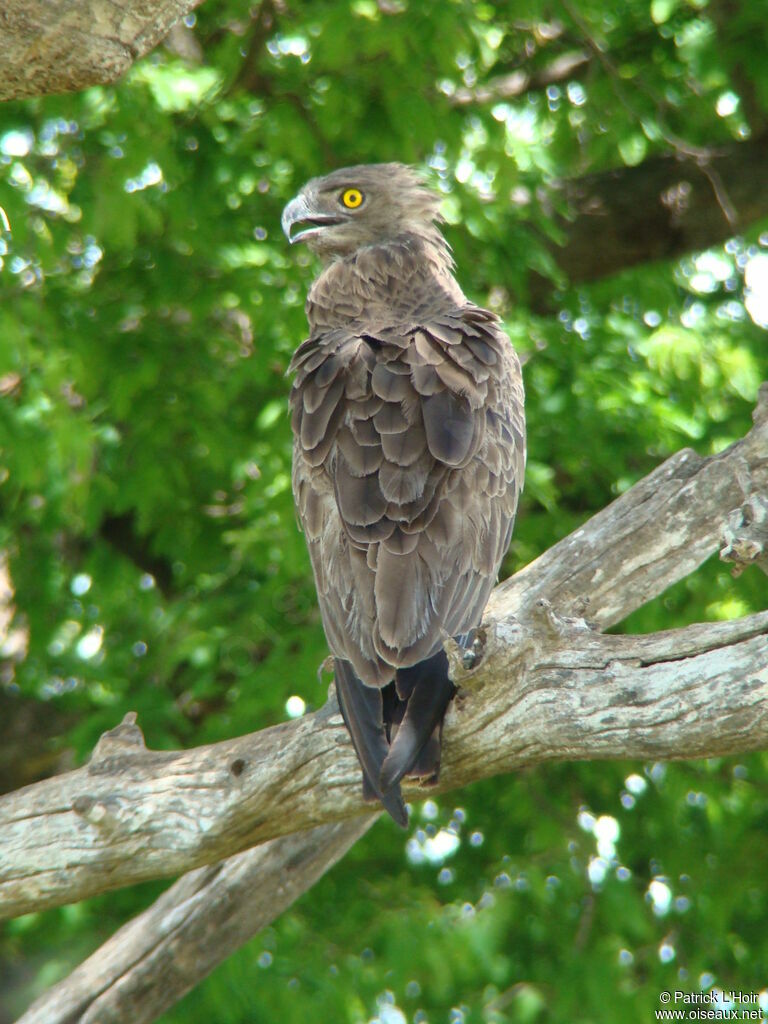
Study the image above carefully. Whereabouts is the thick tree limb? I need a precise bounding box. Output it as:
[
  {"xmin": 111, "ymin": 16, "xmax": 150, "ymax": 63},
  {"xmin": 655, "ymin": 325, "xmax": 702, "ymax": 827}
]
[
  {"xmin": 17, "ymin": 817, "xmax": 375, "ymax": 1024},
  {"xmin": 529, "ymin": 134, "xmax": 768, "ymax": 307},
  {"xmin": 8, "ymin": 386, "xmax": 768, "ymax": 1023},
  {"xmin": 18, "ymin": 612, "xmax": 768, "ymax": 1024},
  {"xmin": 2, "ymin": 386, "xmax": 766, "ymax": 926},
  {"xmin": 0, "ymin": 0, "xmax": 203, "ymax": 101},
  {"xmin": 5, "ymin": 608, "xmax": 767, "ymax": 924}
]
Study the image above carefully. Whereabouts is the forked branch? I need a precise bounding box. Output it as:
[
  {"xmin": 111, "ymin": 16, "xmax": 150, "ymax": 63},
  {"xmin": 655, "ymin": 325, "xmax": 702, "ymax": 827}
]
[
  {"xmin": 3, "ymin": 386, "xmax": 767, "ymax": 924},
  {"xmin": 9, "ymin": 386, "xmax": 768, "ymax": 1024}
]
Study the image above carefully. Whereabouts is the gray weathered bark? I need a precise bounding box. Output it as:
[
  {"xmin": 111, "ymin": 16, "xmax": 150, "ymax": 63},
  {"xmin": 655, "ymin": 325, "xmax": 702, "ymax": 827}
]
[
  {"xmin": 7, "ymin": 385, "xmax": 768, "ymax": 1024},
  {"xmin": 17, "ymin": 817, "xmax": 376, "ymax": 1024},
  {"xmin": 0, "ymin": 0, "xmax": 202, "ymax": 101},
  {"xmin": 11, "ymin": 384, "xmax": 768, "ymax": 1024},
  {"xmin": 720, "ymin": 495, "xmax": 768, "ymax": 577},
  {"xmin": 18, "ymin": 615, "xmax": 768, "ymax": 1024},
  {"xmin": 2, "ymin": 385, "xmax": 766, "ymax": 922}
]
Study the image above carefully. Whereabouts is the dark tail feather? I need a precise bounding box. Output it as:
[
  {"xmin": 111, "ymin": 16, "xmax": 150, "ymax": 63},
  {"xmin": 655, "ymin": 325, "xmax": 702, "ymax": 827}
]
[
  {"xmin": 334, "ymin": 658, "xmax": 408, "ymax": 828},
  {"xmin": 379, "ymin": 649, "xmax": 455, "ymax": 793}
]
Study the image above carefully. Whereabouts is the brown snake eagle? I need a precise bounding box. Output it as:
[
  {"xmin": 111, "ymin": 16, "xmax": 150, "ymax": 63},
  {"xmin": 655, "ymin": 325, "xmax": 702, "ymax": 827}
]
[{"xmin": 282, "ymin": 164, "xmax": 525, "ymax": 826}]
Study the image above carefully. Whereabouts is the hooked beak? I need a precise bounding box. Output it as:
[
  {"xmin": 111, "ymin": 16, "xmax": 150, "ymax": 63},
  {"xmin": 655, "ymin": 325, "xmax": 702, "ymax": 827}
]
[{"xmin": 281, "ymin": 194, "xmax": 343, "ymax": 244}]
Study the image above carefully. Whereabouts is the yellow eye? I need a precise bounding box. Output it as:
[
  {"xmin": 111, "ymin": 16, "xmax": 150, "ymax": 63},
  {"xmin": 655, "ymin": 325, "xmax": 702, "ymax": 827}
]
[{"xmin": 341, "ymin": 188, "xmax": 364, "ymax": 209}]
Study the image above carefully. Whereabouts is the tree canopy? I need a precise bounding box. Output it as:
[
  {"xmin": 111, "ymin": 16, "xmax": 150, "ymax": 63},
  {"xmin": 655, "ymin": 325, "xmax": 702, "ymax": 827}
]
[{"xmin": 1, "ymin": 1, "xmax": 767, "ymax": 1022}]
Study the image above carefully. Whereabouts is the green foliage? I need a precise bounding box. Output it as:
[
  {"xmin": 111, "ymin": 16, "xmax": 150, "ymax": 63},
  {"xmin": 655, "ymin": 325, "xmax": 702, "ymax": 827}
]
[{"xmin": 1, "ymin": 0, "xmax": 767, "ymax": 1021}]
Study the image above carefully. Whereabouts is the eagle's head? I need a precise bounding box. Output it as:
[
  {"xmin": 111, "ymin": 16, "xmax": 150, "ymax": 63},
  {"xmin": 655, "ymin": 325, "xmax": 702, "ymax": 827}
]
[{"xmin": 281, "ymin": 163, "xmax": 445, "ymax": 260}]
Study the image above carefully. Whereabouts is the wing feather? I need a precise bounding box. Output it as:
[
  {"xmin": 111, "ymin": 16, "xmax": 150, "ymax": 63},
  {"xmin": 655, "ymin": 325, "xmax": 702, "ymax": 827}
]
[
  {"xmin": 290, "ymin": 304, "xmax": 525, "ymax": 683},
  {"xmin": 422, "ymin": 389, "xmax": 479, "ymax": 466}
]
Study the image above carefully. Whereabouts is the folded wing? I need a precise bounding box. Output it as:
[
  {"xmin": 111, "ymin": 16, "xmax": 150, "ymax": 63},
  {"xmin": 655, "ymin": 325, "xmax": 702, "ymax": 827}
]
[{"xmin": 290, "ymin": 306, "xmax": 525, "ymax": 687}]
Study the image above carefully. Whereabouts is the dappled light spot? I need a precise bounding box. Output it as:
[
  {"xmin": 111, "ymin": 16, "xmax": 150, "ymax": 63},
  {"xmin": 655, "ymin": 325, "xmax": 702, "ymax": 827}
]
[
  {"xmin": 658, "ymin": 940, "xmax": 676, "ymax": 963},
  {"xmin": 367, "ymin": 991, "xmax": 407, "ymax": 1024},
  {"xmin": 625, "ymin": 773, "xmax": 647, "ymax": 795},
  {"xmin": 70, "ymin": 574, "xmax": 91, "ymax": 596},
  {"xmin": 745, "ymin": 253, "xmax": 768, "ymax": 328},
  {"xmin": 587, "ymin": 855, "xmax": 609, "ymax": 887},
  {"xmin": 75, "ymin": 627, "xmax": 103, "ymax": 660},
  {"xmin": 648, "ymin": 878, "xmax": 673, "ymax": 916},
  {"xmin": 716, "ymin": 91, "xmax": 739, "ymax": 117},
  {"xmin": 406, "ymin": 827, "xmax": 460, "ymax": 866},
  {"xmin": 421, "ymin": 798, "xmax": 438, "ymax": 820},
  {"xmin": 285, "ymin": 695, "xmax": 306, "ymax": 718},
  {"xmin": 124, "ymin": 162, "xmax": 164, "ymax": 194},
  {"xmin": 0, "ymin": 129, "xmax": 33, "ymax": 157}
]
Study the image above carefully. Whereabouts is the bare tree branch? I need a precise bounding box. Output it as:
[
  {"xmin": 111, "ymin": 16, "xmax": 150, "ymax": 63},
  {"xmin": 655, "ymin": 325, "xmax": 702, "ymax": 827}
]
[
  {"xmin": 0, "ymin": 0, "xmax": 204, "ymax": 101},
  {"xmin": 17, "ymin": 818, "xmax": 376, "ymax": 1024},
  {"xmin": 2, "ymin": 386, "xmax": 766, "ymax": 928},
  {"xmin": 7, "ymin": 387, "xmax": 768, "ymax": 1023},
  {"xmin": 18, "ymin": 610, "xmax": 768, "ymax": 1023},
  {"xmin": 2, "ymin": 3, "xmax": 765, "ymax": 1018}
]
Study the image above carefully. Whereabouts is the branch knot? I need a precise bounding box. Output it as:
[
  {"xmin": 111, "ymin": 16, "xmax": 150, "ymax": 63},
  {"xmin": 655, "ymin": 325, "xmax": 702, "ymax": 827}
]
[
  {"xmin": 720, "ymin": 495, "xmax": 768, "ymax": 577},
  {"xmin": 531, "ymin": 598, "xmax": 593, "ymax": 638}
]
